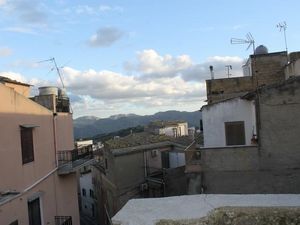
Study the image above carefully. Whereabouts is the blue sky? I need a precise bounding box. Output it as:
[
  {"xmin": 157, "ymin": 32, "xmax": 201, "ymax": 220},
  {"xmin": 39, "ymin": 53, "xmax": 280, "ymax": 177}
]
[{"xmin": 0, "ymin": 0, "xmax": 299, "ymax": 118}]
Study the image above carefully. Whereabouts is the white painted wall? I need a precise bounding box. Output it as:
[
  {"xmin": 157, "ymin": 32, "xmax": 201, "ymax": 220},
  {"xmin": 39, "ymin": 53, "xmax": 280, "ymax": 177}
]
[
  {"xmin": 76, "ymin": 140, "xmax": 93, "ymax": 147},
  {"xmin": 169, "ymin": 152, "xmax": 185, "ymax": 168},
  {"xmin": 202, "ymin": 98, "xmax": 256, "ymax": 148},
  {"xmin": 79, "ymin": 171, "xmax": 95, "ymax": 217},
  {"xmin": 159, "ymin": 122, "xmax": 189, "ymax": 137},
  {"xmin": 285, "ymin": 58, "xmax": 300, "ymax": 79}
]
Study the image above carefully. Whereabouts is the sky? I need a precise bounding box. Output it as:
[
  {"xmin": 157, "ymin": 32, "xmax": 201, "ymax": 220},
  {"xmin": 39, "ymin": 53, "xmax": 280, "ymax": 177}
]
[{"xmin": 0, "ymin": 0, "xmax": 299, "ymax": 118}]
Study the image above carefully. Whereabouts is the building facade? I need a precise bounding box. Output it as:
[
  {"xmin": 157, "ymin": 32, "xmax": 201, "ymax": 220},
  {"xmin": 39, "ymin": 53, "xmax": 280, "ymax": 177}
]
[
  {"xmin": 0, "ymin": 78, "xmax": 93, "ymax": 225},
  {"xmin": 185, "ymin": 50, "xmax": 300, "ymax": 195}
]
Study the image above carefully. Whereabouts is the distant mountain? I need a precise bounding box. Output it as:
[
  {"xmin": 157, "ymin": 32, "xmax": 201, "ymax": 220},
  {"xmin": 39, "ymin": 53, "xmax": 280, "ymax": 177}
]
[{"xmin": 73, "ymin": 110, "xmax": 201, "ymax": 139}]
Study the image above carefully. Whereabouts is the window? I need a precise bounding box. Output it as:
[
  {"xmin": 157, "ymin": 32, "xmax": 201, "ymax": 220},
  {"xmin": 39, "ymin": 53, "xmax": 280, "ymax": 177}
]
[
  {"xmin": 28, "ymin": 198, "xmax": 41, "ymax": 225},
  {"xmin": 161, "ymin": 151, "xmax": 170, "ymax": 168},
  {"xmin": 89, "ymin": 189, "xmax": 94, "ymax": 198},
  {"xmin": 21, "ymin": 127, "xmax": 34, "ymax": 164},
  {"xmin": 82, "ymin": 188, "xmax": 86, "ymax": 196},
  {"xmin": 105, "ymin": 158, "xmax": 108, "ymax": 169},
  {"xmin": 225, "ymin": 121, "xmax": 246, "ymax": 146}
]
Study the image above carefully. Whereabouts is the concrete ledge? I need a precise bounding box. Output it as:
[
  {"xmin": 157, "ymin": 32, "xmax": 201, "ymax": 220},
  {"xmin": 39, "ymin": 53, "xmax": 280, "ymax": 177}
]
[{"xmin": 156, "ymin": 207, "xmax": 300, "ymax": 225}]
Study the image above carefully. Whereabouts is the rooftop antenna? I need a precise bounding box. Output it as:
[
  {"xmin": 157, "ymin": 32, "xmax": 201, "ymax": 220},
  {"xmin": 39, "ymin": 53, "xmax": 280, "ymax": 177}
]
[
  {"xmin": 230, "ymin": 32, "xmax": 255, "ymax": 54},
  {"xmin": 37, "ymin": 57, "xmax": 65, "ymax": 88},
  {"xmin": 225, "ymin": 65, "xmax": 232, "ymax": 78},
  {"xmin": 277, "ymin": 21, "xmax": 288, "ymax": 53}
]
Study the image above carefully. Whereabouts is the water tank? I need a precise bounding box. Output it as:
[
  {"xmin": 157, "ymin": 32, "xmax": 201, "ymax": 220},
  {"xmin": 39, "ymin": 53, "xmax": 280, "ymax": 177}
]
[
  {"xmin": 58, "ymin": 88, "xmax": 68, "ymax": 98},
  {"xmin": 38, "ymin": 86, "xmax": 58, "ymax": 96},
  {"xmin": 255, "ymin": 45, "xmax": 268, "ymax": 55}
]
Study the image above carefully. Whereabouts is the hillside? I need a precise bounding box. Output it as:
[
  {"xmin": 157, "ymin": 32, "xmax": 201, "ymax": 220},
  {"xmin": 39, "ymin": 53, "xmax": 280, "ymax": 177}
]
[{"xmin": 73, "ymin": 110, "xmax": 201, "ymax": 139}]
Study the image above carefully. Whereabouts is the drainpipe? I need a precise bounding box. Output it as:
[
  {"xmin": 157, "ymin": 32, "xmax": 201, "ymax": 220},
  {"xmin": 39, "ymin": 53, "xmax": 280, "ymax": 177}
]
[
  {"xmin": 53, "ymin": 113, "xmax": 58, "ymax": 167},
  {"xmin": 143, "ymin": 150, "xmax": 147, "ymax": 178}
]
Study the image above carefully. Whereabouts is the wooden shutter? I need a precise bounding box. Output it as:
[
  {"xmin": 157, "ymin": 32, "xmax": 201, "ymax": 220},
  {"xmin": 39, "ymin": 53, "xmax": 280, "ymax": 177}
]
[
  {"xmin": 225, "ymin": 121, "xmax": 246, "ymax": 146},
  {"xmin": 21, "ymin": 128, "xmax": 34, "ymax": 164}
]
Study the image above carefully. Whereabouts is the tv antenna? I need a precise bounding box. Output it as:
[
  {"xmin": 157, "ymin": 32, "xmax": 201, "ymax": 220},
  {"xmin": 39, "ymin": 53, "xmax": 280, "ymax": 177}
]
[
  {"xmin": 277, "ymin": 21, "xmax": 288, "ymax": 53},
  {"xmin": 37, "ymin": 57, "xmax": 65, "ymax": 88},
  {"xmin": 230, "ymin": 32, "xmax": 255, "ymax": 54}
]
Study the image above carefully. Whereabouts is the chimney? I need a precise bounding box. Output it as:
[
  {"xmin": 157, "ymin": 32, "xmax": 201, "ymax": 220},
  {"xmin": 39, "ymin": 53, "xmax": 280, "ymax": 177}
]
[{"xmin": 209, "ymin": 65, "xmax": 214, "ymax": 80}]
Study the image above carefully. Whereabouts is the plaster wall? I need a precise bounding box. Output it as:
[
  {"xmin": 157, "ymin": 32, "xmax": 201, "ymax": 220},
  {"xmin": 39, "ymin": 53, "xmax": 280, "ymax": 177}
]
[
  {"xmin": 80, "ymin": 172, "xmax": 95, "ymax": 217},
  {"xmin": 0, "ymin": 84, "xmax": 80, "ymax": 225},
  {"xmin": 202, "ymin": 98, "xmax": 256, "ymax": 147},
  {"xmin": 169, "ymin": 152, "xmax": 185, "ymax": 168}
]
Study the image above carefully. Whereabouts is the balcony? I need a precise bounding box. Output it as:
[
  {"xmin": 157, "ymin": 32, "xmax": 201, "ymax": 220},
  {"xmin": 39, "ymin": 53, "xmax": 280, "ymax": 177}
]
[
  {"xmin": 57, "ymin": 146, "xmax": 95, "ymax": 175},
  {"xmin": 55, "ymin": 216, "xmax": 72, "ymax": 225}
]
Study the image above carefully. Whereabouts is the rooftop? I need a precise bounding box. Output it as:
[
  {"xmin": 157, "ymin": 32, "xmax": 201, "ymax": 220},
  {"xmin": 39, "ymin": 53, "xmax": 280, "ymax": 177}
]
[
  {"xmin": 148, "ymin": 120, "xmax": 187, "ymax": 128},
  {"xmin": 112, "ymin": 194, "xmax": 300, "ymax": 225},
  {"xmin": 0, "ymin": 76, "xmax": 30, "ymax": 86},
  {"xmin": 105, "ymin": 132, "xmax": 193, "ymax": 150}
]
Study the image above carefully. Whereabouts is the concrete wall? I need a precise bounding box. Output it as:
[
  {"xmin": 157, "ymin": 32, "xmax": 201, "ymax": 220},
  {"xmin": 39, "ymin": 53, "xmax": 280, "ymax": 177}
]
[
  {"xmin": 80, "ymin": 171, "xmax": 95, "ymax": 217},
  {"xmin": 169, "ymin": 152, "xmax": 185, "ymax": 168},
  {"xmin": 202, "ymin": 98, "xmax": 256, "ymax": 147},
  {"xmin": 258, "ymin": 77, "xmax": 300, "ymax": 170}
]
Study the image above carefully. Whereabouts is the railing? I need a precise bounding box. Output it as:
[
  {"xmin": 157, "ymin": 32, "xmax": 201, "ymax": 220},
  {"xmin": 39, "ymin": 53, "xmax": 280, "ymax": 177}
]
[
  {"xmin": 55, "ymin": 216, "xmax": 72, "ymax": 225},
  {"xmin": 57, "ymin": 145, "xmax": 94, "ymax": 167}
]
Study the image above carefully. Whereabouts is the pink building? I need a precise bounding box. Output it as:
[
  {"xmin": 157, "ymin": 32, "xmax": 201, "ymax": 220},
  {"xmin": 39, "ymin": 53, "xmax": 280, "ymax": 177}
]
[{"xmin": 0, "ymin": 77, "xmax": 93, "ymax": 225}]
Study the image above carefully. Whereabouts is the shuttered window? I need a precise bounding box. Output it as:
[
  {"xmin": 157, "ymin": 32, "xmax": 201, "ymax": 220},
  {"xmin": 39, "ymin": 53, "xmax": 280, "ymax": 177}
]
[
  {"xmin": 21, "ymin": 128, "xmax": 34, "ymax": 164},
  {"xmin": 225, "ymin": 121, "xmax": 246, "ymax": 146}
]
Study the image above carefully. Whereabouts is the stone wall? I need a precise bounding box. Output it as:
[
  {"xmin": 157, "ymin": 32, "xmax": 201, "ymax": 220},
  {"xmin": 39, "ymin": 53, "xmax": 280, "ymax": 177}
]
[
  {"xmin": 252, "ymin": 51, "xmax": 287, "ymax": 86},
  {"xmin": 206, "ymin": 76, "xmax": 254, "ymax": 104}
]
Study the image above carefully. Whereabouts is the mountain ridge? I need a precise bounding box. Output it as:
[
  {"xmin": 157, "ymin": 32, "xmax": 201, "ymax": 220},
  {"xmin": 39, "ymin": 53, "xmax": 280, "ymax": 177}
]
[{"xmin": 74, "ymin": 110, "xmax": 201, "ymax": 139}]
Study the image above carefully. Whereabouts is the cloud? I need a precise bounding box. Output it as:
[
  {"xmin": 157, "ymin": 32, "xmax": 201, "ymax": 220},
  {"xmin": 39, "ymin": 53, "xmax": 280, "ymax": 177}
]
[
  {"xmin": 0, "ymin": 49, "xmax": 244, "ymax": 117},
  {"xmin": 0, "ymin": 47, "xmax": 12, "ymax": 56},
  {"xmin": 88, "ymin": 27, "xmax": 124, "ymax": 47},
  {"xmin": 73, "ymin": 4, "xmax": 123, "ymax": 15},
  {"xmin": 0, "ymin": 71, "xmax": 27, "ymax": 83},
  {"xmin": 125, "ymin": 49, "xmax": 244, "ymax": 82},
  {"xmin": 0, "ymin": 0, "xmax": 6, "ymax": 6},
  {"xmin": 1, "ymin": 0, "xmax": 47, "ymax": 25},
  {"xmin": 1, "ymin": 26, "xmax": 38, "ymax": 34}
]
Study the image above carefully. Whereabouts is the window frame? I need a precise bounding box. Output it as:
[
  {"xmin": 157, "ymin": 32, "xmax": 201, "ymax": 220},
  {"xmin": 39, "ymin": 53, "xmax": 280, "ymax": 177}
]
[
  {"xmin": 224, "ymin": 121, "xmax": 246, "ymax": 146},
  {"xmin": 20, "ymin": 127, "xmax": 35, "ymax": 164}
]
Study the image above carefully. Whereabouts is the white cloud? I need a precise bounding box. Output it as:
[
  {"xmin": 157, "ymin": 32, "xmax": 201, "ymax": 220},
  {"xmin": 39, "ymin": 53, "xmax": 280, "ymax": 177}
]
[
  {"xmin": 0, "ymin": 49, "xmax": 244, "ymax": 117},
  {"xmin": 125, "ymin": 49, "xmax": 244, "ymax": 81},
  {"xmin": 88, "ymin": 27, "xmax": 124, "ymax": 47},
  {"xmin": 1, "ymin": 26, "xmax": 38, "ymax": 34},
  {"xmin": 0, "ymin": 0, "xmax": 6, "ymax": 6},
  {"xmin": 0, "ymin": 71, "xmax": 27, "ymax": 83},
  {"xmin": 1, "ymin": 0, "xmax": 48, "ymax": 25},
  {"xmin": 0, "ymin": 47, "xmax": 12, "ymax": 56}
]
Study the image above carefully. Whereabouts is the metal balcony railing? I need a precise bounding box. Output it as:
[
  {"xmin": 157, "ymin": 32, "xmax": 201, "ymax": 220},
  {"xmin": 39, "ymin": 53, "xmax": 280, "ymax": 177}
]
[
  {"xmin": 57, "ymin": 145, "xmax": 94, "ymax": 171},
  {"xmin": 55, "ymin": 216, "xmax": 72, "ymax": 225}
]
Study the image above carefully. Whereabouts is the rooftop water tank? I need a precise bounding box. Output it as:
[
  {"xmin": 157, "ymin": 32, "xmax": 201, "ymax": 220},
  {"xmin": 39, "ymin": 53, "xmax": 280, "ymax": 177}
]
[
  {"xmin": 58, "ymin": 88, "xmax": 68, "ymax": 98},
  {"xmin": 38, "ymin": 86, "xmax": 58, "ymax": 96},
  {"xmin": 255, "ymin": 45, "xmax": 268, "ymax": 55}
]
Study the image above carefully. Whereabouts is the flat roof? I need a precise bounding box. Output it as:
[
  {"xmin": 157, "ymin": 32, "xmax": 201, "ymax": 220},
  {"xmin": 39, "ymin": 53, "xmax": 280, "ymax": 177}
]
[{"xmin": 112, "ymin": 194, "xmax": 300, "ymax": 225}]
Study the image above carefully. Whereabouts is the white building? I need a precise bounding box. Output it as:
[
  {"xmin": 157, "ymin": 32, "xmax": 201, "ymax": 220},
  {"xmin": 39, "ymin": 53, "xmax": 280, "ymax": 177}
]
[
  {"xmin": 79, "ymin": 166, "xmax": 96, "ymax": 218},
  {"xmin": 201, "ymin": 97, "xmax": 257, "ymax": 148},
  {"xmin": 148, "ymin": 121, "xmax": 189, "ymax": 138}
]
